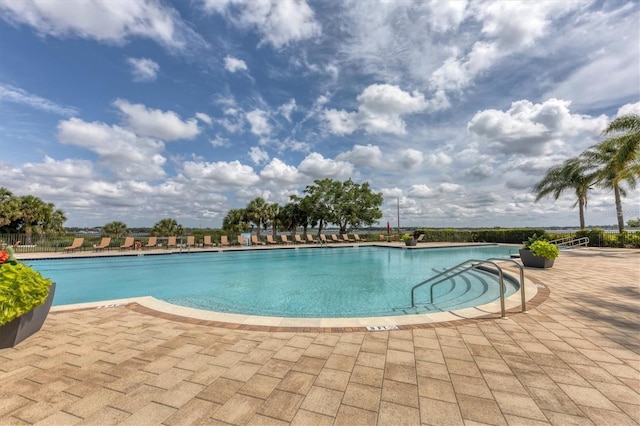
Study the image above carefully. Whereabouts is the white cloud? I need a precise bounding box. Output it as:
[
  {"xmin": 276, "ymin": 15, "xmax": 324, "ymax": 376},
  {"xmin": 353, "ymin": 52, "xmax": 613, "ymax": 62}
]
[
  {"xmin": 181, "ymin": 160, "xmax": 260, "ymax": 188},
  {"xmin": 323, "ymin": 84, "xmax": 427, "ymax": 135},
  {"xmin": 467, "ymin": 98, "xmax": 608, "ymax": 155},
  {"xmin": 427, "ymin": 0, "xmax": 467, "ymax": 33},
  {"xmin": 126, "ymin": 57, "xmax": 159, "ymax": 82},
  {"xmin": 248, "ymin": 146, "xmax": 269, "ymax": 164},
  {"xmin": 398, "ymin": 149, "xmax": 423, "ymax": 169},
  {"xmin": 336, "ymin": 144, "xmax": 383, "ymax": 168},
  {"xmin": 0, "ymin": 0, "xmax": 199, "ymax": 49},
  {"xmin": 22, "ymin": 156, "xmax": 94, "ymax": 180},
  {"xmin": 201, "ymin": 0, "xmax": 321, "ymax": 48},
  {"xmin": 407, "ymin": 184, "xmax": 434, "ymax": 198},
  {"xmin": 0, "ymin": 84, "xmax": 78, "ymax": 116},
  {"xmin": 260, "ymin": 158, "xmax": 302, "ymax": 184},
  {"xmin": 224, "ymin": 56, "xmax": 248, "ymax": 73},
  {"xmin": 298, "ymin": 153, "xmax": 353, "ymax": 180},
  {"xmin": 617, "ymin": 102, "xmax": 640, "ymax": 117},
  {"xmin": 57, "ymin": 117, "xmax": 167, "ymax": 180},
  {"xmin": 246, "ymin": 109, "xmax": 271, "ymax": 136},
  {"xmin": 113, "ymin": 99, "xmax": 199, "ymax": 141},
  {"xmin": 438, "ymin": 183, "xmax": 464, "ymax": 193},
  {"xmin": 278, "ymin": 99, "xmax": 297, "ymax": 121},
  {"xmin": 196, "ymin": 112, "xmax": 213, "ymax": 125},
  {"xmin": 210, "ymin": 136, "xmax": 230, "ymax": 147}
]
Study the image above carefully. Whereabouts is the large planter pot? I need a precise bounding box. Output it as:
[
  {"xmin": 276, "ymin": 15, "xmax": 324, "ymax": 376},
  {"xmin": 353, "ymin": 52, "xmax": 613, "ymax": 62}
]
[
  {"xmin": 0, "ymin": 282, "xmax": 56, "ymax": 349},
  {"xmin": 519, "ymin": 249, "xmax": 554, "ymax": 268},
  {"xmin": 405, "ymin": 239, "xmax": 417, "ymax": 247}
]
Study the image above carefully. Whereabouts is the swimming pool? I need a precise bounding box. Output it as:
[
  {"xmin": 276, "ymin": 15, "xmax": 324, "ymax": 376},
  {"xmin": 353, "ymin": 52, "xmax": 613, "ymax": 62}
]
[{"xmin": 30, "ymin": 245, "xmax": 518, "ymax": 318}]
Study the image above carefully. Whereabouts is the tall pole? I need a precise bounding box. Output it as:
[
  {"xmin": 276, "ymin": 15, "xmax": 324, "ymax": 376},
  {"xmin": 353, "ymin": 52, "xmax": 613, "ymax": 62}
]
[{"xmin": 397, "ymin": 197, "xmax": 400, "ymax": 235}]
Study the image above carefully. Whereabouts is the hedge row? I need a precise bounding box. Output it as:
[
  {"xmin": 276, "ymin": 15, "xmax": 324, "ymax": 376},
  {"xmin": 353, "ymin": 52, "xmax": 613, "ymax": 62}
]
[{"xmin": 412, "ymin": 228, "xmax": 640, "ymax": 248}]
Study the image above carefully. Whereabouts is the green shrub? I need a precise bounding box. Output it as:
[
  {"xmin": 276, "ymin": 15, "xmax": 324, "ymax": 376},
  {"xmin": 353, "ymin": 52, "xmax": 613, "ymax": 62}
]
[
  {"xmin": 529, "ymin": 240, "xmax": 560, "ymax": 260},
  {"xmin": 0, "ymin": 248, "xmax": 52, "ymax": 326}
]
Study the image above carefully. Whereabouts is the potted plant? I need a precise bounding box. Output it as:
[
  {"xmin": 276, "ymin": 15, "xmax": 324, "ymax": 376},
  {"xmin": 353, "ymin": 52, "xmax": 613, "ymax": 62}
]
[
  {"xmin": 0, "ymin": 247, "xmax": 56, "ymax": 348},
  {"xmin": 519, "ymin": 234, "xmax": 560, "ymax": 268},
  {"xmin": 402, "ymin": 233, "xmax": 417, "ymax": 247}
]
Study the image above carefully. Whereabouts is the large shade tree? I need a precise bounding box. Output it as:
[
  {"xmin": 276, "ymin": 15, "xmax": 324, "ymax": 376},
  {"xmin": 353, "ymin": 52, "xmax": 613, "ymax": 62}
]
[
  {"xmin": 222, "ymin": 209, "xmax": 249, "ymax": 233},
  {"xmin": 533, "ymin": 157, "xmax": 595, "ymax": 229},
  {"xmin": 0, "ymin": 189, "xmax": 66, "ymax": 238}
]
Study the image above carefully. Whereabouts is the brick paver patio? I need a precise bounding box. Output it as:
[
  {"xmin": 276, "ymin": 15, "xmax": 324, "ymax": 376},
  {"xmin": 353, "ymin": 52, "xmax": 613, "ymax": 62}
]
[{"xmin": 1, "ymin": 247, "xmax": 638, "ymax": 425}]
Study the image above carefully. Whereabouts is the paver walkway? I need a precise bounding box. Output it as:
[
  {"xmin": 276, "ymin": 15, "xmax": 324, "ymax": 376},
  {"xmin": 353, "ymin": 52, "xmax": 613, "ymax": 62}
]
[{"xmin": 1, "ymin": 248, "xmax": 639, "ymax": 425}]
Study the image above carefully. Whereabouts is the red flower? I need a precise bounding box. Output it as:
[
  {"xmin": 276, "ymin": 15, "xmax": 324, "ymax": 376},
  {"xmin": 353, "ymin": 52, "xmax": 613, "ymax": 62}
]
[{"xmin": 0, "ymin": 251, "xmax": 9, "ymax": 264}]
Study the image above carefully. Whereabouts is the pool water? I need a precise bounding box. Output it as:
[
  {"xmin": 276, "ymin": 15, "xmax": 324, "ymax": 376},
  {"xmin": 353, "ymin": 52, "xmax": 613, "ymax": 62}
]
[{"xmin": 29, "ymin": 245, "xmax": 518, "ymax": 318}]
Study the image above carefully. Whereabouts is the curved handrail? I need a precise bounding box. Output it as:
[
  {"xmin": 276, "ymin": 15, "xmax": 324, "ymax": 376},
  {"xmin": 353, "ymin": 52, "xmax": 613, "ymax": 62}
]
[
  {"xmin": 487, "ymin": 258, "xmax": 526, "ymax": 313},
  {"xmin": 411, "ymin": 259, "xmax": 506, "ymax": 318}
]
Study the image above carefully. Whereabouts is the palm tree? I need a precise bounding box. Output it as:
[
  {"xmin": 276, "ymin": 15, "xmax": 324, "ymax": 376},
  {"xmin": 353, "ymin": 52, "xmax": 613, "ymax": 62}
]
[
  {"xmin": 246, "ymin": 197, "xmax": 269, "ymax": 239},
  {"xmin": 265, "ymin": 203, "xmax": 280, "ymax": 239},
  {"xmin": 585, "ymin": 114, "xmax": 640, "ymax": 233},
  {"xmin": 533, "ymin": 157, "xmax": 595, "ymax": 229},
  {"xmin": 151, "ymin": 218, "xmax": 184, "ymax": 236},
  {"xmin": 103, "ymin": 221, "xmax": 129, "ymax": 238}
]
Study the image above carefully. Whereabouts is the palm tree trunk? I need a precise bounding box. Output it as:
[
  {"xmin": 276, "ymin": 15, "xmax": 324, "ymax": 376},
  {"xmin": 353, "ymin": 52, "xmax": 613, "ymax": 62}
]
[
  {"xmin": 578, "ymin": 198, "xmax": 585, "ymax": 230},
  {"xmin": 614, "ymin": 185, "xmax": 625, "ymax": 233}
]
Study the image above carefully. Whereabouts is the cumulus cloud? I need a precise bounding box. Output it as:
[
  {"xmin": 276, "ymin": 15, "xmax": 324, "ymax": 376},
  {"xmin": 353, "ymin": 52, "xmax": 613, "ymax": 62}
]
[
  {"xmin": 427, "ymin": 0, "xmax": 467, "ymax": 33},
  {"xmin": 336, "ymin": 144, "xmax": 383, "ymax": 168},
  {"xmin": 617, "ymin": 101, "xmax": 640, "ymax": 117},
  {"xmin": 467, "ymin": 98, "xmax": 608, "ymax": 155},
  {"xmin": 260, "ymin": 158, "xmax": 302, "ymax": 184},
  {"xmin": 0, "ymin": 84, "xmax": 78, "ymax": 116},
  {"xmin": 126, "ymin": 57, "xmax": 159, "ymax": 82},
  {"xmin": 113, "ymin": 99, "xmax": 199, "ymax": 141},
  {"xmin": 181, "ymin": 160, "xmax": 260, "ymax": 187},
  {"xmin": 398, "ymin": 148, "xmax": 423, "ymax": 169},
  {"xmin": 323, "ymin": 84, "xmax": 427, "ymax": 135},
  {"xmin": 200, "ymin": 0, "xmax": 321, "ymax": 48},
  {"xmin": 57, "ymin": 117, "xmax": 167, "ymax": 180},
  {"xmin": 224, "ymin": 55, "xmax": 248, "ymax": 72},
  {"xmin": 246, "ymin": 109, "xmax": 271, "ymax": 136},
  {"xmin": 298, "ymin": 153, "xmax": 353, "ymax": 180},
  {"xmin": 248, "ymin": 146, "xmax": 269, "ymax": 164},
  {"xmin": 0, "ymin": 0, "xmax": 200, "ymax": 49},
  {"xmin": 407, "ymin": 184, "xmax": 434, "ymax": 198},
  {"xmin": 22, "ymin": 156, "xmax": 94, "ymax": 180}
]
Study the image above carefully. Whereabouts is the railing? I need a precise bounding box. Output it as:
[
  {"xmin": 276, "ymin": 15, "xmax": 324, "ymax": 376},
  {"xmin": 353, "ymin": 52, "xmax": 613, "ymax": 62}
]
[
  {"xmin": 410, "ymin": 259, "xmax": 526, "ymax": 318},
  {"xmin": 549, "ymin": 236, "xmax": 590, "ymax": 248}
]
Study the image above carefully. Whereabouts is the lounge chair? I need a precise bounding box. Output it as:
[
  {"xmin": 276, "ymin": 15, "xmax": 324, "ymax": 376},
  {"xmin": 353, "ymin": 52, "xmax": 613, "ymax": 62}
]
[
  {"xmin": 144, "ymin": 236, "xmax": 157, "ymax": 249},
  {"xmin": 280, "ymin": 235, "xmax": 292, "ymax": 244},
  {"xmin": 251, "ymin": 235, "xmax": 265, "ymax": 245},
  {"xmin": 186, "ymin": 236, "xmax": 195, "ymax": 248},
  {"xmin": 416, "ymin": 234, "xmax": 425, "ymax": 243},
  {"xmin": 306, "ymin": 234, "xmax": 319, "ymax": 244},
  {"xmin": 120, "ymin": 237, "xmax": 134, "ymax": 250},
  {"xmin": 166, "ymin": 236, "xmax": 177, "ymax": 249},
  {"xmin": 203, "ymin": 235, "xmax": 214, "ymax": 248},
  {"xmin": 342, "ymin": 234, "xmax": 354, "ymax": 242},
  {"xmin": 353, "ymin": 234, "xmax": 365, "ymax": 243},
  {"xmin": 93, "ymin": 237, "xmax": 111, "ymax": 251},
  {"xmin": 330, "ymin": 234, "xmax": 343, "ymax": 243},
  {"xmin": 64, "ymin": 237, "xmax": 84, "ymax": 252},
  {"xmin": 294, "ymin": 234, "xmax": 305, "ymax": 244},
  {"xmin": 238, "ymin": 235, "xmax": 247, "ymax": 246},
  {"xmin": 220, "ymin": 236, "xmax": 230, "ymax": 247},
  {"xmin": 319, "ymin": 234, "xmax": 329, "ymax": 244},
  {"xmin": 266, "ymin": 235, "xmax": 278, "ymax": 245}
]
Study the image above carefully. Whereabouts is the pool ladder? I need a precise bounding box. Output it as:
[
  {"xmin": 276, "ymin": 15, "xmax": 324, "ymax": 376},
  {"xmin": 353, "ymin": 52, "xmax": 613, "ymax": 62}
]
[{"xmin": 410, "ymin": 258, "xmax": 526, "ymax": 318}]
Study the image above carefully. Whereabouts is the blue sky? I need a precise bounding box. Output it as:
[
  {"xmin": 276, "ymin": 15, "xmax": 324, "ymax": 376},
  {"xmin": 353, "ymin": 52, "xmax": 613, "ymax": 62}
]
[{"xmin": 1, "ymin": 0, "xmax": 638, "ymax": 229}]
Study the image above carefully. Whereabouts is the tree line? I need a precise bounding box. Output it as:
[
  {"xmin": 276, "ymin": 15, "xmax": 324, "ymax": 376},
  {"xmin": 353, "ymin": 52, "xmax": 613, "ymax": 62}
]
[
  {"xmin": 534, "ymin": 114, "xmax": 639, "ymax": 232},
  {"xmin": 0, "ymin": 188, "xmax": 66, "ymax": 237},
  {"xmin": 222, "ymin": 178, "xmax": 383, "ymax": 237}
]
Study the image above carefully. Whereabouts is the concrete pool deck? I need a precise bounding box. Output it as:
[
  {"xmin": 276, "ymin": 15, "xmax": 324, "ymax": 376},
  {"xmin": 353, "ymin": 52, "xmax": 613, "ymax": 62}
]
[{"xmin": 1, "ymin": 246, "xmax": 639, "ymax": 424}]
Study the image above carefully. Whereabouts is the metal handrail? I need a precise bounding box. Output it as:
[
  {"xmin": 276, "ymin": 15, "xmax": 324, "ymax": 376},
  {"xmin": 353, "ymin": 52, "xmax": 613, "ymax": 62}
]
[
  {"xmin": 487, "ymin": 258, "xmax": 526, "ymax": 313},
  {"xmin": 410, "ymin": 259, "xmax": 507, "ymax": 318},
  {"xmin": 549, "ymin": 236, "xmax": 589, "ymax": 248}
]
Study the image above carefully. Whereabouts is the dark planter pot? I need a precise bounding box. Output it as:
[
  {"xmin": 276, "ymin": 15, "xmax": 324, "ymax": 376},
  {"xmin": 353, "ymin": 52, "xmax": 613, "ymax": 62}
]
[
  {"xmin": 519, "ymin": 249, "xmax": 554, "ymax": 268},
  {"xmin": 405, "ymin": 239, "xmax": 417, "ymax": 247},
  {"xmin": 0, "ymin": 282, "xmax": 56, "ymax": 349}
]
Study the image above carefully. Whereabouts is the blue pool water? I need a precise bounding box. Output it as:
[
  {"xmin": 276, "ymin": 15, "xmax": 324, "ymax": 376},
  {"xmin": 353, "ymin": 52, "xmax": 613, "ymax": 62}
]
[{"xmin": 29, "ymin": 245, "xmax": 518, "ymax": 318}]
